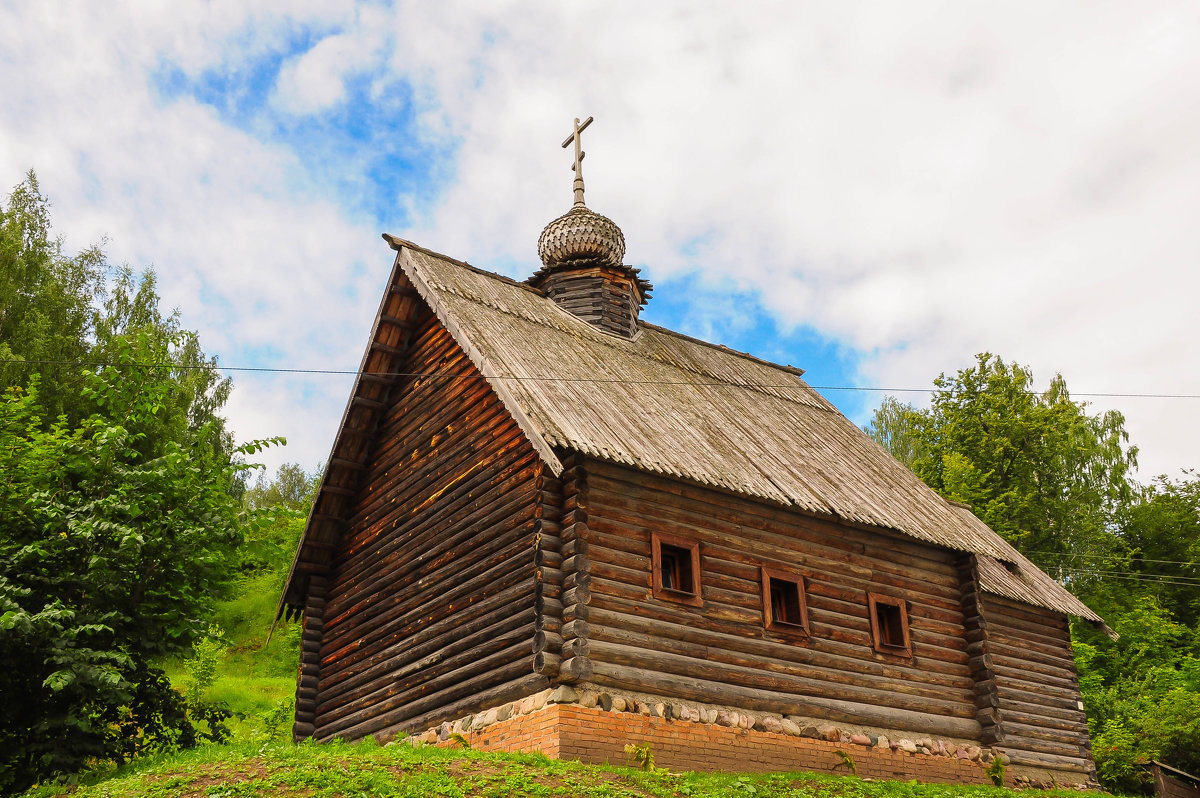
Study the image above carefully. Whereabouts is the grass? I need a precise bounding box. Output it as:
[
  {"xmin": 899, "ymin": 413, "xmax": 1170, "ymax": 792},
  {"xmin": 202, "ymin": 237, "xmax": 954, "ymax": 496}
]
[
  {"xmin": 18, "ymin": 561, "xmax": 1121, "ymax": 798},
  {"xmin": 159, "ymin": 568, "xmax": 300, "ymax": 740},
  {"xmin": 20, "ymin": 738, "xmax": 1109, "ymax": 798}
]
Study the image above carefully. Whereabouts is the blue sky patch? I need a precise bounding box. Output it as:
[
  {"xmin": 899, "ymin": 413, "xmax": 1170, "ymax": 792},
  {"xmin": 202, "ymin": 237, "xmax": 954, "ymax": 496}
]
[{"xmin": 643, "ymin": 271, "xmax": 876, "ymax": 425}]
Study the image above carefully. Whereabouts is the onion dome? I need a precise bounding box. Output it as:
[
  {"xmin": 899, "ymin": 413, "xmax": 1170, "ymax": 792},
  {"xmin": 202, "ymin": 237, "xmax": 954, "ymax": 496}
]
[
  {"xmin": 529, "ymin": 116, "xmax": 652, "ymax": 339},
  {"xmin": 537, "ymin": 205, "xmax": 626, "ymax": 269}
]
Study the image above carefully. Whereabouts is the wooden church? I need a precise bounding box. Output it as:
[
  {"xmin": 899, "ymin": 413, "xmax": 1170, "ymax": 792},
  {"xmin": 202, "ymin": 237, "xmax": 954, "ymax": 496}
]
[{"xmin": 279, "ymin": 118, "xmax": 1107, "ymax": 787}]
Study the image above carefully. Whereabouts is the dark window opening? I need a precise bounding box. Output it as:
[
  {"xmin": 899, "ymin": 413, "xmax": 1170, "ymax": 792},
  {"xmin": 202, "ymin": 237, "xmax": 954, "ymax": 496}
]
[
  {"xmin": 760, "ymin": 567, "xmax": 809, "ymax": 635},
  {"xmin": 876, "ymin": 602, "xmax": 904, "ymax": 646},
  {"xmin": 868, "ymin": 593, "xmax": 911, "ymax": 656},
  {"xmin": 660, "ymin": 544, "xmax": 694, "ymax": 593},
  {"xmin": 771, "ymin": 580, "xmax": 803, "ymax": 624},
  {"xmin": 651, "ymin": 533, "xmax": 702, "ymax": 607}
]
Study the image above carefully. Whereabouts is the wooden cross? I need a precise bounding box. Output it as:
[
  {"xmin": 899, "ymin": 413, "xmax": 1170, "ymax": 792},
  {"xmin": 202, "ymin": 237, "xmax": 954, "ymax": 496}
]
[{"xmin": 562, "ymin": 116, "xmax": 593, "ymax": 206}]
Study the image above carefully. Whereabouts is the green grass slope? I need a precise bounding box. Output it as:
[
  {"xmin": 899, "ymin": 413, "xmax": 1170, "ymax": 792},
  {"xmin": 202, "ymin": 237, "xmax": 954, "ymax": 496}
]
[
  {"xmin": 21, "ymin": 739, "xmax": 1109, "ymax": 798},
  {"xmin": 159, "ymin": 567, "xmax": 300, "ymax": 741}
]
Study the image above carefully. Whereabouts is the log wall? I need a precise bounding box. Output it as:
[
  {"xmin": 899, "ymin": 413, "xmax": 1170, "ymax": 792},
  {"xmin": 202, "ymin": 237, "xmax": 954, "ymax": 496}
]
[
  {"xmin": 982, "ymin": 594, "xmax": 1094, "ymax": 777},
  {"xmin": 575, "ymin": 459, "xmax": 982, "ymax": 739},
  {"xmin": 311, "ymin": 308, "xmax": 547, "ymax": 741}
]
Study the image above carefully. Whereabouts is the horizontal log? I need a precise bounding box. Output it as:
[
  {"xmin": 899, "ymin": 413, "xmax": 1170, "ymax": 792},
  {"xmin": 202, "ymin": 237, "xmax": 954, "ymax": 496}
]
[
  {"xmin": 562, "ymin": 554, "xmax": 589, "ymax": 574},
  {"xmin": 331, "ymin": 459, "xmax": 537, "ymax": 595},
  {"xmin": 323, "ymin": 507, "xmax": 536, "ymax": 652},
  {"xmin": 319, "ymin": 571, "xmax": 534, "ymax": 693},
  {"xmin": 562, "ymin": 638, "xmax": 589, "ymax": 659},
  {"xmin": 538, "ymin": 566, "xmax": 564, "ymax": 584},
  {"xmin": 998, "ymin": 731, "xmax": 1090, "ymax": 759},
  {"xmin": 320, "ymin": 604, "xmax": 534, "ymax": 707},
  {"xmin": 348, "ymin": 412, "xmax": 530, "ymax": 537},
  {"xmin": 317, "ymin": 638, "xmax": 533, "ymax": 737},
  {"xmin": 536, "ymin": 473, "xmax": 563, "ymax": 495},
  {"xmin": 586, "ymin": 639, "xmax": 974, "ymax": 717},
  {"xmin": 372, "ymin": 673, "xmax": 550, "ymax": 743},
  {"xmin": 1001, "ymin": 698, "xmax": 1087, "ymax": 728},
  {"xmin": 536, "ymin": 595, "xmax": 563, "ymax": 618},
  {"xmin": 1004, "ymin": 719, "xmax": 1090, "ymax": 746},
  {"xmin": 533, "ymin": 630, "xmax": 562, "ymax": 654},
  {"xmin": 585, "ymin": 607, "xmax": 973, "ymax": 693},
  {"xmin": 995, "ymin": 746, "xmax": 1093, "ymax": 773},
  {"xmin": 534, "ymin": 651, "xmax": 561, "ymax": 676},
  {"xmin": 585, "ymin": 662, "xmax": 983, "ymax": 739},
  {"xmin": 562, "ymin": 619, "xmax": 590, "ymax": 641},
  {"xmin": 587, "ymin": 516, "xmax": 965, "ymax": 609},
  {"xmin": 587, "ymin": 464, "xmax": 961, "ymax": 574},
  {"xmin": 323, "ymin": 661, "xmax": 543, "ymax": 743},
  {"xmin": 993, "ymin": 663, "xmax": 1080, "ymax": 693},
  {"xmin": 559, "ymin": 656, "xmax": 594, "ymax": 683},
  {"xmin": 563, "ymin": 603, "xmax": 590, "ymax": 624},
  {"xmin": 985, "ymin": 594, "xmax": 1071, "ymax": 629},
  {"xmin": 560, "ymin": 538, "xmax": 587, "ymax": 558},
  {"xmin": 563, "ymin": 584, "xmax": 591, "ymax": 607},
  {"xmin": 369, "ymin": 341, "xmax": 407, "ymax": 357}
]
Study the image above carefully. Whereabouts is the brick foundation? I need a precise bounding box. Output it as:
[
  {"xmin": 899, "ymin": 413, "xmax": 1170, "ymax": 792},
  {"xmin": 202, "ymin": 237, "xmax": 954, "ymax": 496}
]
[{"xmin": 452, "ymin": 704, "xmax": 989, "ymax": 785}]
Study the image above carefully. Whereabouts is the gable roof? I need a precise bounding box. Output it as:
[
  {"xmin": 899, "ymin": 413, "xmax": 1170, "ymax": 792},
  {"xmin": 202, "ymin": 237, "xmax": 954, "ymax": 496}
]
[{"xmin": 278, "ymin": 236, "xmax": 1108, "ymax": 631}]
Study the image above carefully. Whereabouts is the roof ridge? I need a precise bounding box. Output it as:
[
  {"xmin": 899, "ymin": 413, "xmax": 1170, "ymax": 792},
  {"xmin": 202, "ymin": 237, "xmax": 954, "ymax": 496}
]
[{"xmin": 386, "ymin": 233, "xmax": 825, "ymax": 407}]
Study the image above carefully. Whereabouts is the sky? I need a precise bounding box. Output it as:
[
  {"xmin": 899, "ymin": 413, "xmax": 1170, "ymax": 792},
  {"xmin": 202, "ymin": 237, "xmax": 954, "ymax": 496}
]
[{"xmin": 2, "ymin": 1, "xmax": 1198, "ymax": 483}]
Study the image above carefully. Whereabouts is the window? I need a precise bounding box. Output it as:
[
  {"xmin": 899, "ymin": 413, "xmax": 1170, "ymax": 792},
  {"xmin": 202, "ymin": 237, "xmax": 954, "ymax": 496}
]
[
  {"xmin": 760, "ymin": 567, "xmax": 809, "ymax": 635},
  {"xmin": 868, "ymin": 593, "xmax": 912, "ymax": 656},
  {"xmin": 651, "ymin": 533, "xmax": 702, "ymax": 606}
]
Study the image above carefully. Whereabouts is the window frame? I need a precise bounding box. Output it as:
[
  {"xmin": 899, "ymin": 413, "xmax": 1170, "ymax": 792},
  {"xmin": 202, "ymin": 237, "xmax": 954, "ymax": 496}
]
[
  {"xmin": 867, "ymin": 592, "xmax": 912, "ymax": 657},
  {"xmin": 760, "ymin": 566, "xmax": 810, "ymax": 637},
  {"xmin": 651, "ymin": 532, "xmax": 702, "ymax": 607}
]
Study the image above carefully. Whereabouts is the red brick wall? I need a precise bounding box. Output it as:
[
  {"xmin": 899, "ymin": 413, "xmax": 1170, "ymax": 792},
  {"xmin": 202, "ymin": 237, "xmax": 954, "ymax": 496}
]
[{"xmin": 456, "ymin": 704, "xmax": 988, "ymax": 785}]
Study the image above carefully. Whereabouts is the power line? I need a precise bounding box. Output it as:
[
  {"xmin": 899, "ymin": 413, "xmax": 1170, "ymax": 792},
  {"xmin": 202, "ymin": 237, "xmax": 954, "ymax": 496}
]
[
  {"xmin": 1061, "ymin": 569, "xmax": 1200, "ymax": 589},
  {"xmin": 1062, "ymin": 567, "xmax": 1200, "ymax": 585},
  {"xmin": 1030, "ymin": 551, "xmax": 1198, "ymax": 567},
  {"xmin": 3, "ymin": 358, "xmax": 1198, "ymax": 399}
]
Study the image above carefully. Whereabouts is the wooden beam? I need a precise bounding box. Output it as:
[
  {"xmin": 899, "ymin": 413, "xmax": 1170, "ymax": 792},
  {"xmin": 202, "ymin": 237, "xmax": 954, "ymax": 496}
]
[{"xmin": 350, "ymin": 396, "xmax": 385, "ymax": 411}]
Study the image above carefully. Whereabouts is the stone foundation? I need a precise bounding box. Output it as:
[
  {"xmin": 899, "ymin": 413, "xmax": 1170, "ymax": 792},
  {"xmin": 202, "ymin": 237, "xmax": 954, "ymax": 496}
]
[{"xmin": 382, "ymin": 687, "xmax": 1097, "ymax": 789}]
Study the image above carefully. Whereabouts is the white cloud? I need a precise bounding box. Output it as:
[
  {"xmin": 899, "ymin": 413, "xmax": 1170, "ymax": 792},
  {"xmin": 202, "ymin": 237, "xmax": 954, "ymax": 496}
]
[{"xmin": 2, "ymin": 0, "xmax": 1199, "ymax": 480}]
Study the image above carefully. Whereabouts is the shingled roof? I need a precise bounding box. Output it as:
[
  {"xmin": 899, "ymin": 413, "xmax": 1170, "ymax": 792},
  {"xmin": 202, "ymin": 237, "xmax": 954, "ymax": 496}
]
[{"xmin": 278, "ymin": 235, "xmax": 1107, "ymax": 630}]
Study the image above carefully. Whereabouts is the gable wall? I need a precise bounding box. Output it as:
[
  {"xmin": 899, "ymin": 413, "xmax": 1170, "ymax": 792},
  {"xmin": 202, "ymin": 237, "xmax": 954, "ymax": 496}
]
[
  {"xmin": 311, "ymin": 309, "xmax": 546, "ymax": 742},
  {"xmin": 571, "ymin": 459, "xmax": 981, "ymax": 739}
]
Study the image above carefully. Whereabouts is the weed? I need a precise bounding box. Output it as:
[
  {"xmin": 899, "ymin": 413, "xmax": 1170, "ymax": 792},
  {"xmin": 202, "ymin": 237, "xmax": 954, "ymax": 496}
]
[
  {"xmin": 984, "ymin": 755, "xmax": 1005, "ymax": 787},
  {"xmin": 834, "ymin": 749, "xmax": 858, "ymax": 776},
  {"xmin": 622, "ymin": 742, "xmax": 654, "ymax": 771}
]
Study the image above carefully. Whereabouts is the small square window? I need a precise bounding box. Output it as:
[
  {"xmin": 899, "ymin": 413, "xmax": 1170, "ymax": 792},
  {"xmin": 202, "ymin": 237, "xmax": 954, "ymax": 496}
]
[
  {"xmin": 761, "ymin": 567, "xmax": 809, "ymax": 635},
  {"xmin": 868, "ymin": 593, "xmax": 912, "ymax": 656},
  {"xmin": 651, "ymin": 533, "xmax": 702, "ymax": 607}
]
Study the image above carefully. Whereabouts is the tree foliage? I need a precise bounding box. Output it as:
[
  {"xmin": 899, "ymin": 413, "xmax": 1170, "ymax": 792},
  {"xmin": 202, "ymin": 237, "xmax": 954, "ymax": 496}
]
[
  {"xmin": 0, "ymin": 171, "xmax": 106, "ymax": 425},
  {"xmin": 0, "ymin": 173, "xmax": 268, "ymax": 794},
  {"xmin": 868, "ymin": 354, "xmax": 1200, "ymax": 791},
  {"xmin": 239, "ymin": 463, "xmax": 318, "ymax": 577},
  {"xmin": 866, "ymin": 353, "xmax": 1137, "ymax": 571}
]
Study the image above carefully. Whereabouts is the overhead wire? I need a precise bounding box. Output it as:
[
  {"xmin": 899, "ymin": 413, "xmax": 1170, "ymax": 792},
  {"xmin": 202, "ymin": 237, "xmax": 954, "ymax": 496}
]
[
  {"xmin": 1058, "ymin": 570, "xmax": 1200, "ymax": 589},
  {"xmin": 2, "ymin": 358, "xmax": 1199, "ymax": 399},
  {"xmin": 1029, "ymin": 551, "xmax": 1198, "ymax": 567}
]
